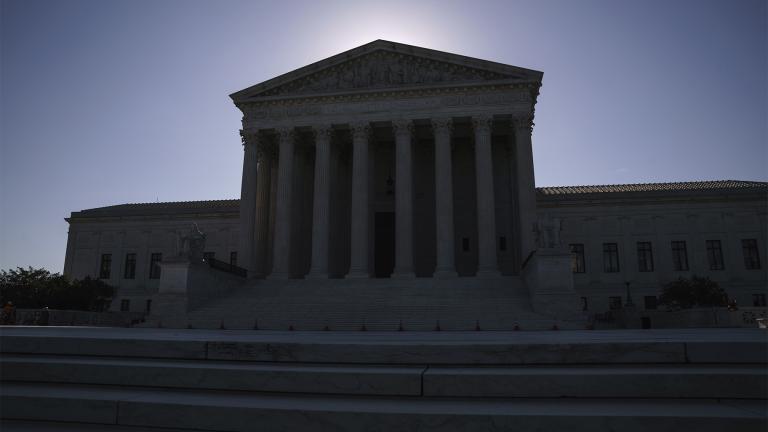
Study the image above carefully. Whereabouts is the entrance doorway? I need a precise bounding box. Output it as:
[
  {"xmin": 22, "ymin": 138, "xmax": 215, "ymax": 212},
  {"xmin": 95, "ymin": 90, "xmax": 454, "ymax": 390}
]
[{"xmin": 374, "ymin": 212, "xmax": 395, "ymax": 278}]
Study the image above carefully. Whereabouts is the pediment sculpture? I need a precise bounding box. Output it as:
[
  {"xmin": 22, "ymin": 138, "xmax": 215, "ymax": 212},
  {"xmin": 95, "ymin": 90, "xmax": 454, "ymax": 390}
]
[{"xmin": 257, "ymin": 51, "xmax": 516, "ymax": 97}]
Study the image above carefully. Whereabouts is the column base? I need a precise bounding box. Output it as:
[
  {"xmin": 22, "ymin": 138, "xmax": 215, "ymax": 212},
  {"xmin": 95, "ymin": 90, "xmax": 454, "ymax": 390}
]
[
  {"xmin": 346, "ymin": 271, "xmax": 370, "ymax": 279},
  {"xmin": 267, "ymin": 272, "xmax": 291, "ymax": 280},
  {"xmin": 247, "ymin": 271, "xmax": 265, "ymax": 279},
  {"xmin": 305, "ymin": 271, "xmax": 329, "ymax": 280},
  {"xmin": 433, "ymin": 269, "xmax": 458, "ymax": 279},
  {"xmin": 475, "ymin": 269, "xmax": 502, "ymax": 278}
]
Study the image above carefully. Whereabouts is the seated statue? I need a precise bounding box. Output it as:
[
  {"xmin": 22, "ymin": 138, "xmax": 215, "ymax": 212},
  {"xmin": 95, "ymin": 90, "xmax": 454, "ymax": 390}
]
[{"xmin": 176, "ymin": 223, "xmax": 206, "ymax": 262}]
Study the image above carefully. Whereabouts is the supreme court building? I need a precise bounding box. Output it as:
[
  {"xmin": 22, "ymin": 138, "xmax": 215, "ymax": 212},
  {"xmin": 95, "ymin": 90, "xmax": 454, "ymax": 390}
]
[
  {"xmin": 234, "ymin": 40, "xmax": 540, "ymax": 281},
  {"xmin": 64, "ymin": 41, "xmax": 767, "ymax": 329}
]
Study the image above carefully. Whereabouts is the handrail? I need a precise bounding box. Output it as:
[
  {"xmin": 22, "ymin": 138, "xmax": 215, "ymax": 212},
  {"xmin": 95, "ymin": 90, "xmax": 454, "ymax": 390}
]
[
  {"xmin": 521, "ymin": 249, "xmax": 536, "ymax": 270},
  {"xmin": 206, "ymin": 258, "xmax": 247, "ymax": 278}
]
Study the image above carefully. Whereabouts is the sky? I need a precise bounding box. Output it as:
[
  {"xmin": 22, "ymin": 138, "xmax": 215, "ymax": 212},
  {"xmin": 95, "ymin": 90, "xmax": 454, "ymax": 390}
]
[{"xmin": 1, "ymin": 0, "xmax": 766, "ymax": 273}]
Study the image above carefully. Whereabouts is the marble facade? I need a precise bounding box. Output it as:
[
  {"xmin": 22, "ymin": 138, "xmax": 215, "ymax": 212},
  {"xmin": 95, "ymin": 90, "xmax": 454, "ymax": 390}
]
[{"xmin": 232, "ymin": 40, "xmax": 542, "ymax": 280}]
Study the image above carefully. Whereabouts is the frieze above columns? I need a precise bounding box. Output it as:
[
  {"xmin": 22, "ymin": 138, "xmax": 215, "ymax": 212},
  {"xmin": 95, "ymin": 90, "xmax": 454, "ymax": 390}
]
[{"xmin": 239, "ymin": 88, "xmax": 535, "ymax": 129}]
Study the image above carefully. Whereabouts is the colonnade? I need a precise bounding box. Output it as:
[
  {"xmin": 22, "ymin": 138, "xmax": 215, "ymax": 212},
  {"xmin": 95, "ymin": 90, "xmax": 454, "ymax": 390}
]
[{"xmin": 239, "ymin": 114, "xmax": 535, "ymax": 279}]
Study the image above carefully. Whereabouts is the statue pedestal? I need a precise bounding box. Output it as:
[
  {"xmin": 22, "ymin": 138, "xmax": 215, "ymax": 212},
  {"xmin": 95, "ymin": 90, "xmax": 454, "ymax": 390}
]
[
  {"xmin": 524, "ymin": 248, "xmax": 583, "ymax": 320},
  {"xmin": 150, "ymin": 258, "xmax": 192, "ymax": 327}
]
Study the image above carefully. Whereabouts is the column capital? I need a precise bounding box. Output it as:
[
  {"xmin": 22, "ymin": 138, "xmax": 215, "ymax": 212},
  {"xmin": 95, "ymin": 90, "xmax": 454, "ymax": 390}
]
[
  {"xmin": 392, "ymin": 119, "xmax": 414, "ymax": 137},
  {"xmin": 312, "ymin": 124, "xmax": 334, "ymax": 141},
  {"xmin": 276, "ymin": 127, "xmax": 296, "ymax": 143},
  {"xmin": 350, "ymin": 122, "xmax": 370, "ymax": 141},
  {"xmin": 240, "ymin": 129, "xmax": 260, "ymax": 148},
  {"xmin": 511, "ymin": 113, "xmax": 535, "ymax": 133},
  {"xmin": 431, "ymin": 117, "xmax": 453, "ymax": 135},
  {"xmin": 256, "ymin": 141, "xmax": 277, "ymax": 163},
  {"xmin": 471, "ymin": 115, "xmax": 494, "ymax": 134}
]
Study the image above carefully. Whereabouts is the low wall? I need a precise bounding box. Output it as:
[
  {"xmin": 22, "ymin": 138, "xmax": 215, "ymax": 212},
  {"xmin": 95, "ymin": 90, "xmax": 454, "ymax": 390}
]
[
  {"xmin": 610, "ymin": 307, "xmax": 768, "ymax": 329},
  {"xmin": 187, "ymin": 263, "xmax": 245, "ymax": 311},
  {"xmin": 11, "ymin": 309, "xmax": 145, "ymax": 327}
]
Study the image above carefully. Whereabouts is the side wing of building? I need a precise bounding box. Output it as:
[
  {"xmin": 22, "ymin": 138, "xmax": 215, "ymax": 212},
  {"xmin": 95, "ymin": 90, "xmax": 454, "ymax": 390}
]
[
  {"xmin": 63, "ymin": 200, "xmax": 240, "ymax": 312},
  {"xmin": 538, "ymin": 181, "xmax": 768, "ymax": 312},
  {"xmin": 63, "ymin": 180, "xmax": 766, "ymax": 314}
]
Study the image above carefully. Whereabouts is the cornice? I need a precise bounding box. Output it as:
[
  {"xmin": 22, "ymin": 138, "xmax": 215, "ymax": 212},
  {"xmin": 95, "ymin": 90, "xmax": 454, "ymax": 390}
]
[{"xmin": 236, "ymin": 81, "xmax": 540, "ymax": 111}]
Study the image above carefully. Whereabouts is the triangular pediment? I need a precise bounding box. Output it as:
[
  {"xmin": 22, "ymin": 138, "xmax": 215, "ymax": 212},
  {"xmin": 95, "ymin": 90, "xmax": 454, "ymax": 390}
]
[{"xmin": 231, "ymin": 40, "xmax": 542, "ymax": 102}]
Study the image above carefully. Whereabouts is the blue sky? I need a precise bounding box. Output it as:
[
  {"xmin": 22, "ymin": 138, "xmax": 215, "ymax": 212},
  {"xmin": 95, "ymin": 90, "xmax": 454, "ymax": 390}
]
[{"xmin": 1, "ymin": 0, "xmax": 766, "ymax": 272}]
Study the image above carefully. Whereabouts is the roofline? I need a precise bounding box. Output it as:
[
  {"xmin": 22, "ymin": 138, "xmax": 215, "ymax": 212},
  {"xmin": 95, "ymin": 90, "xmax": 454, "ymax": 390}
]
[
  {"xmin": 229, "ymin": 39, "xmax": 543, "ymax": 102},
  {"xmin": 65, "ymin": 180, "xmax": 766, "ymax": 222}
]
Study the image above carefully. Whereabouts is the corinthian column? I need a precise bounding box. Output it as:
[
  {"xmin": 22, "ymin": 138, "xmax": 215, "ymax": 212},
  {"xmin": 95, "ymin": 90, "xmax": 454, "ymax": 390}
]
[
  {"xmin": 432, "ymin": 118, "xmax": 458, "ymax": 278},
  {"xmin": 308, "ymin": 125, "xmax": 333, "ymax": 278},
  {"xmin": 270, "ymin": 127, "xmax": 295, "ymax": 279},
  {"xmin": 512, "ymin": 113, "xmax": 537, "ymax": 263},
  {"xmin": 239, "ymin": 130, "xmax": 259, "ymax": 277},
  {"xmin": 252, "ymin": 142, "xmax": 273, "ymax": 278},
  {"xmin": 392, "ymin": 119, "xmax": 415, "ymax": 278},
  {"xmin": 473, "ymin": 115, "xmax": 500, "ymax": 277},
  {"xmin": 347, "ymin": 122, "xmax": 370, "ymax": 278}
]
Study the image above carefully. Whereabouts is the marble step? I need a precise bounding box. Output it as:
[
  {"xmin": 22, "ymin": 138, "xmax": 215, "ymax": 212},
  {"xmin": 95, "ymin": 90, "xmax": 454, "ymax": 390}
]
[
  {"xmin": 2, "ymin": 382, "xmax": 765, "ymax": 432},
  {"xmin": 1, "ymin": 420, "xmax": 205, "ymax": 432},
  {"xmin": 0, "ymin": 355, "xmax": 424, "ymax": 396},
  {"xmin": 183, "ymin": 316, "xmax": 565, "ymax": 331},
  {"xmin": 2, "ymin": 327, "xmax": 766, "ymax": 365},
  {"xmin": 423, "ymin": 364, "xmax": 768, "ymax": 399},
  {"xmin": 2, "ymin": 355, "xmax": 764, "ymax": 399}
]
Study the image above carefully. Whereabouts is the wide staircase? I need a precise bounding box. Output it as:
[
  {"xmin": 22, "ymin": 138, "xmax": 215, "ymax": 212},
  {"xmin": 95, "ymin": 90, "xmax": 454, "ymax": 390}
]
[
  {"xmin": 182, "ymin": 276, "xmax": 570, "ymax": 331},
  {"xmin": 1, "ymin": 327, "xmax": 766, "ymax": 431}
]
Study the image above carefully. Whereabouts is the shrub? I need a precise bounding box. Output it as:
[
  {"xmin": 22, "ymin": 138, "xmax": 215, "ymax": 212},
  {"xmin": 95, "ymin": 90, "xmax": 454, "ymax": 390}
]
[{"xmin": 658, "ymin": 276, "xmax": 727, "ymax": 310}]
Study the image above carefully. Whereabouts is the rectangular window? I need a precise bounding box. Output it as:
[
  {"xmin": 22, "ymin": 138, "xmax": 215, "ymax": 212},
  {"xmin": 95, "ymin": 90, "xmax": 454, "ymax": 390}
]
[
  {"xmin": 637, "ymin": 242, "xmax": 654, "ymax": 272},
  {"xmin": 569, "ymin": 244, "xmax": 586, "ymax": 273},
  {"xmin": 706, "ymin": 240, "xmax": 724, "ymax": 270},
  {"xmin": 462, "ymin": 238, "xmax": 470, "ymax": 252},
  {"xmin": 609, "ymin": 296, "xmax": 622, "ymax": 310},
  {"xmin": 580, "ymin": 296, "xmax": 588, "ymax": 311},
  {"xmin": 230, "ymin": 251, "xmax": 238, "ymax": 266},
  {"xmin": 742, "ymin": 239, "xmax": 761, "ymax": 270},
  {"xmin": 644, "ymin": 296, "xmax": 658, "ymax": 310},
  {"xmin": 149, "ymin": 253, "xmax": 162, "ymax": 279},
  {"xmin": 671, "ymin": 241, "xmax": 689, "ymax": 271},
  {"xmin": 146, "ymin": 299, "xmax": 152, "ymax": 313},
  {"xmin": 203, "ymin": 252, "xmax": 215, "ymax": 262},
  {"xmin": 603, "ymin": 243, "xmax": 620, "ymax": 273},
  {"xmin": 499, "ymin": 236, "xmax": 507, "ymax": 252},
  {"xmin": 99, "ymin": 254, "xmax": 112, "ymax": 279},
  {"xmin": 120, "ymin": 299, "xmax": 130, "ymax": 312},
  {"xmin": 753, "ymin": 293, "xmax": 766, "ymax": 307},
  {"xmin": 123, "ymin": 253, "xmax": 136, "ymax": 279}
]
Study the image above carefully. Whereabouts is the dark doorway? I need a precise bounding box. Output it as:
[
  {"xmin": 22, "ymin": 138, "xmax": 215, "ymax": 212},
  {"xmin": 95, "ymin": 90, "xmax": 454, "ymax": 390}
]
[
  {"xmin": 641, "ymin": 316, "xmax": 652, "ymax": 329},
  {"xmin": 374, "ymin": 212, "xmax": 395, "ymax": 278}
]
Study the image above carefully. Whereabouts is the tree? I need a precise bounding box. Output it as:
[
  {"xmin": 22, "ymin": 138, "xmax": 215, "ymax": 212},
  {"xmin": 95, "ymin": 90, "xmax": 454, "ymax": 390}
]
[
  {"xmin": 658, "ymin": 276, "xmax": 728, "ymax": 310},
  {"xmin": 0, "ymin": 267, "xmax": 114, "ymax": 311}
]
